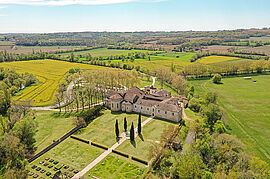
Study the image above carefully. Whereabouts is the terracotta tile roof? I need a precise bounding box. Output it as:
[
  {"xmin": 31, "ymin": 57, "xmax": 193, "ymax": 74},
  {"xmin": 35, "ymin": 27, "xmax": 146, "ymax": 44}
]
[
  {"xmin": 122, "ymin": 101, "xmax": 133, "ymax": 105},
  {"xmin": 161, "ymin": 97, "xmax": 179, "ymax": 105},
  {"xmin": 109, "ymin": 93, "xmax": 123, "ymax": 100},
  {"xmin": 124, "ymin": 87, "xmax": 145, "ymax": 102},
  {"xmin": 135, "ymin": 98, "xmax": 160, "ymax": 107},
  {"xmin": 156, "ymin": 103, "xmax": 181, "ymax": 112}
]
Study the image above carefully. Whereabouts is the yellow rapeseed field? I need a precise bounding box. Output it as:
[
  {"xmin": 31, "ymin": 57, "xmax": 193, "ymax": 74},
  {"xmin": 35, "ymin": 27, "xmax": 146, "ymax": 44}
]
[
  {"xmin": 0, "ymin": 59, "xmax": 105, "ymax": 106},
  {"xmin": 196, "ymin": 55, "xmax": 241, "ymax": 64}
]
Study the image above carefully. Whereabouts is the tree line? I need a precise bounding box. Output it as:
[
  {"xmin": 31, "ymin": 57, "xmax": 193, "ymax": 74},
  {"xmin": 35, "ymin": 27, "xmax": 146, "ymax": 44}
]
[
  {"xmin": 0, "ymin": 82, "xmax": 37, "ymax": 178},
  {"xmin": 184, "ymin": 59, "xmax": 270, "ymax": 78}
]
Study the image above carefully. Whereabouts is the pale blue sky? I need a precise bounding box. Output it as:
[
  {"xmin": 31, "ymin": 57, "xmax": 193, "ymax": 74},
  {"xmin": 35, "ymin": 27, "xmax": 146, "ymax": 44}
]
[{"xmin": 0, "ymin": 0, "xmax": 269, "ymax": 33}]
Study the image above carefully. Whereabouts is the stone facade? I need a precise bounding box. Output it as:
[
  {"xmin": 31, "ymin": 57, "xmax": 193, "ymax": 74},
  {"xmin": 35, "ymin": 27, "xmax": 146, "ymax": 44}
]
[{"xmin": 105, "ymin": 86, "xmax": 188, "ymax": 123}]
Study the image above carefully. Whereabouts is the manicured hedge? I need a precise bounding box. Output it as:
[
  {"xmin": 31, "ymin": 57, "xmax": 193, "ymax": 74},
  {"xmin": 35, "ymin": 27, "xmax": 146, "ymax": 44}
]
[
  {"xmin": 91, "ymin": 142, "xmax": 108, "ymax": 150},
  {"xmin": 131, "ymin": 156, "xmax": 148, "ymax": 165},
  {"xmin": 70, "ymin": 135, "xmax": 90, "ymax": 144},
  {"xmin": 112, "ymin": 150, "xmax": 129, "ymax": 158}
]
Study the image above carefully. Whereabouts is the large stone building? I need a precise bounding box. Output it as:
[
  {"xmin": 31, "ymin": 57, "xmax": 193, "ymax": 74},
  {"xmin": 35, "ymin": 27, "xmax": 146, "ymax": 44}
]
[{"xmin": 104, "ymin": 86, "xmax": 188, "ymax": 123}]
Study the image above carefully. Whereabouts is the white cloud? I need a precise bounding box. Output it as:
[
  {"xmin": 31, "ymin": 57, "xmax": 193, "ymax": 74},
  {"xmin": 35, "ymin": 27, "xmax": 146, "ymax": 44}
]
[{"xmin": 0, "ymin": 0, "xmax": 164, "ymax": 6}]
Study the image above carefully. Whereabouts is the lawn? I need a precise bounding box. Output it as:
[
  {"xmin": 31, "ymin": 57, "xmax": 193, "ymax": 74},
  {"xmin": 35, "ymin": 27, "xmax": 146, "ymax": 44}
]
[
  {"xmin": 74, "ymin": 110, "xmax": 149, "ymax": 147},
  {"xmin": 27, "ymin": 138, "xmax": 103, "ymax": 178},
  {"xmin": 196, "ymin": 55, "xmax": 245, "ymax": 64},
  {"xmin": 188, "ymin": 74, "xmax": 270, "ymax": 164},
  {"xmin": 116, "ymin": 119, "xmax": 176, "ymax": 160},
  {"xmin": 83, "ymin": 154, "xmax": 146, "ymax": 179},
  {"xmin": 34, "ymin": 111, "xmax": 75, "ymax": 153},
  {"xmin": 0, "ymin": 59, "xmax": 106, "ymax": 106}
]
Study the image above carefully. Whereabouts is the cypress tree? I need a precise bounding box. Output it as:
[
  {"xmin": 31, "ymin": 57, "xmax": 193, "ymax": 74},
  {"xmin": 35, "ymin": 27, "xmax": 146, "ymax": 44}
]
[
  {"xmin": 130, "ymin": 122, "xmax": 135, "ymax": 141},
  {"xmin": 115, "ymin": 119, "xmax": 119, "ymax": 138},
  {"xmin": 138, "ymin": 113, "xmax": 142, "ymax": 135},
  {"xmin": 124, "ymin": 117, "xmax": 127, "ymax": 132}
]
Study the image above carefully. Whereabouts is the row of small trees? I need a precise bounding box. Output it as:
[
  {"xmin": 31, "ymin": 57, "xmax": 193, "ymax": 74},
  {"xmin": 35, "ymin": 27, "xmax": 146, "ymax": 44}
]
[
  {"xmin": 115, "ymin": 113, "xmax": 142, "ymax": 141},
  {"xmin": 184, "ymin": 59, "xmax": 270, "ymax": 78}
]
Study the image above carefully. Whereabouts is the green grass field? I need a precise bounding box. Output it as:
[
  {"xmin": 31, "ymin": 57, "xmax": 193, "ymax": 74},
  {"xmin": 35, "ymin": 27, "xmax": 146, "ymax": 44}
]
[
  {"xmin": 83, "ymin": 154, "xmax": 146, "ymax": 179},
  {"xmin": 74, "ymin": 110, "xmax": 149, "ymax": 147},
  {"xmin": 116, "ymin": 119, "xmax": 176, "ymax": 160},
  {"xmin": 34, "ymin": 112, "xmax": 75, "ymax": 153},
  {"xmin": 188, "ymin": 74, "xmax": 270, "ymax": 164}
]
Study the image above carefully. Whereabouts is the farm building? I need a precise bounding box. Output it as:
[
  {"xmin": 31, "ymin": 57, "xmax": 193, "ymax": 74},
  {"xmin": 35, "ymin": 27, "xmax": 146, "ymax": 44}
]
[{"xmin": 104, "ymin": 86, "xmax": 188, "ymax": 123}]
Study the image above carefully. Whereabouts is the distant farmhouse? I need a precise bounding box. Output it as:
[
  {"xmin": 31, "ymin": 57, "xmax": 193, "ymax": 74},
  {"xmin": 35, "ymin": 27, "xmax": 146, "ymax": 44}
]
[{"xmin": 104, "ymin": 86, "xmax": 188, "ymax": 123}]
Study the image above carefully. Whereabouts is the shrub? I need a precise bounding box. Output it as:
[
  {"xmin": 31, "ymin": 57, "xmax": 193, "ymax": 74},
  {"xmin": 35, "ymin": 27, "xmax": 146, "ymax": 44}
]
[
  {"xmin": 46, "ymin": 172, "xmax": 51, "ymax": 176},
  {"xmin": 70, "ymin": 135, "xmax": 90, "ymax": 144},
  {"xmin": 131, "ymin": 156, "xmax": 148, "ymax": 165},
  {"xmin": 53, "ymin": 161, "xmax": 59, "ymax": 165},
  {"xmin": 91, "ymin": 142, "xmax": 108, "ymax": 150},
  {"xmin": 112, "ymin": 150, "xmax": 129, "ymax": 158},
  {"xmin": 212, "ymin": 74, "xmax": 222, "ymax": 84}
]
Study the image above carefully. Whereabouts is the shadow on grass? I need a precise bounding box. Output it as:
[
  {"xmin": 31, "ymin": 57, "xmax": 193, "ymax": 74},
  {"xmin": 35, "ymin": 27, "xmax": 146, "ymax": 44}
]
[
  {"xmin": 131, "ymin": 140, "xmax": 136, "ymax": 148},
  {"xmin": 139, "ymin": 134, "xmax": 144, "ymax": 141},
  {"xmin": 116, "ymin": 137, "xmax": 120, "ymax": 143}
]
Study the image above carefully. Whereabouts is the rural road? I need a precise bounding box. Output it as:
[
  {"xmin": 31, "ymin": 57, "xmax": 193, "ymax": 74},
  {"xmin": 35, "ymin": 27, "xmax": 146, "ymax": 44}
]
[
  {"xmin": 31, "ymin": 78, "xmax": 80, "ymax": 111},
  {"xmin": 73, "ymin": 116, "xmax": 154, "ymax": 179},
  {"xmin": 182, "ymin": 109, "xmax": 195, "ymax": 144}
]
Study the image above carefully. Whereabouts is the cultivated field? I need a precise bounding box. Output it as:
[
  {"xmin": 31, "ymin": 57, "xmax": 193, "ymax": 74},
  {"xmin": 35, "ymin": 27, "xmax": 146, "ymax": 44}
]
[
  {"xmin": 201, "ymin": 45, "xmax": 246, "ymax": 53},
  {"xmin": 0, "ymin": 59, "xmax": 106, "ymax": 106},
  {"xmin": 188, "ymin": 74, "xmax": 270, "ymax": 164},
  {"xmin": 238, "ymin": 46, "xmax": 270, "ymax": 55},
  {"xmin": 0, "ymin": 45, "xmax": 84, "ymax": 54},
  {"xmin": 196, "ymin": 55, "xmax": 246, "ymax": 64}
]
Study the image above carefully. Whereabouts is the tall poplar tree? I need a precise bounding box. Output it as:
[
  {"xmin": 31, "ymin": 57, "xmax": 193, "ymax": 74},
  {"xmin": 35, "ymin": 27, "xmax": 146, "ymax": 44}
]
[
  {"xmin": 115, "ymin": 119, "xmax": 119, "ymax": 138},
  {"xmin": 124, "ymin": 117, "xmax": 127, "ymax": 132},
  {"xmin": 138, "ymin": 113, "xmax": 142, "ymax": 135},
  {"xmin": 130, "ymin": 122, "xmax": 135, "ymax": 141}
]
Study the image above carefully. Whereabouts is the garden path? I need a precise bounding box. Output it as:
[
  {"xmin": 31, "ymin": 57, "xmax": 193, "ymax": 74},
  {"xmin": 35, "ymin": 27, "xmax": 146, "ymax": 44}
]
[{"xmin": 72, "ymin": 116, "xmax": 154, "ymax": 179}]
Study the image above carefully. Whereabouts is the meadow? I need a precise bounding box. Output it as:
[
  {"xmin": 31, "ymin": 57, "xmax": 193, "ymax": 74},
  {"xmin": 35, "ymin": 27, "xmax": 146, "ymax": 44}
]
[
  {"xmin": 188, "ymin": 74, "xmax": 270, "ymax": 164},
  {"xmin": 0, "ymin": 59, "xmax": 106, "ymax": 106}
]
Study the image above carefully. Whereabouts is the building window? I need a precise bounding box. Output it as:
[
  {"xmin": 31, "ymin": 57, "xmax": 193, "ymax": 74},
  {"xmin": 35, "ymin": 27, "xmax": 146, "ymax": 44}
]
[
  {"xmin": 153, "ymin": 108, "xmax": 154, "ymax": 112},
  {"xmin": 158, "ymin": 110, "xmax": 160, "ymax": 113},
  {"xmin": 135, "ymin": 105, "xmax": 136, "ymax": 108},
  {"xmin": 165, "ymin": 111, "xmax": 167, "ymax": 114},
  {"xmin": 112, "ymin": 103, "xmax": 114, "ymax": 108},
  {"xmin": 117, "ymin": 103, "xmax": 119, "ymax": 108},
  {"xmin": 141, "ymin": 107, "xmax": 143, "ymax": 109},
  {"xmin": 147, "ymin": 108, "xmax": 149, "ymax": 110},
  {"xmin": 172, "ymin": 113, "xmax": 174, "ymax": 116}
]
